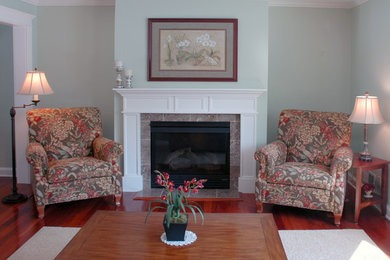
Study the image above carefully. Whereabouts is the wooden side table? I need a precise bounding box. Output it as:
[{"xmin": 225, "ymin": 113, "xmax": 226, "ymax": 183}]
[{"xmin": 351, "ymin": 153, "xmax": 389, "ymax": 223}]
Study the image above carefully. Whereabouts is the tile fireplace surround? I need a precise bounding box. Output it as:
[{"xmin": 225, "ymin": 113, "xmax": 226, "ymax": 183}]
[{"xmin": 114, "ymin": 88, "xmax": 265, "ymax": 193}]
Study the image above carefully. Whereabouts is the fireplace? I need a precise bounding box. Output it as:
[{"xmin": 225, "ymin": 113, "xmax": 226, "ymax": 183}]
[
  {"xmin": 150, "ymin": 121, "xmax": 230, "ymax": 189},
  {"xmin": 113, "ymin": 87, "xmax": 265, "ymax": 193}
]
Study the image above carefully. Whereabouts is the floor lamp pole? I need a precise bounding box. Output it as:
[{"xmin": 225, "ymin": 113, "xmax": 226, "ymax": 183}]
[{"xmin": 2, "ymin": 107, "xmax": 28, "ymax": 204}]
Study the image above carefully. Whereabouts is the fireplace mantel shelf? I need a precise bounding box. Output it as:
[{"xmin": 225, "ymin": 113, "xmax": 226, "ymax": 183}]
[{"xmin": 113, "ymin": 87, "xmax": 266, "ymax": 193}]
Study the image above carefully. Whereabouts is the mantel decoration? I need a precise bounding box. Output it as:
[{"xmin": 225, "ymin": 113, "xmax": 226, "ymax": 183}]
[
  {"xmin": 362, "ymin": 183, "xmax": 374, "ymax": 198},
  {"xmin": 145, "ymin": 170, "xmax": 206, "ymax": 243},
  {"xmin": 148, "ymin": 18, "xmax": 238, "ymax": 81},
  {"xmin": 114, "ymin": 60, "xmax": 123, "ymax": 88}
]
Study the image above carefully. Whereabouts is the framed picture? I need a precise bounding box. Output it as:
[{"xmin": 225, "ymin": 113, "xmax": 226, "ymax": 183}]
[{"xmin": 148, "ymin": 18, "xmax": 238, "ymax": 82}]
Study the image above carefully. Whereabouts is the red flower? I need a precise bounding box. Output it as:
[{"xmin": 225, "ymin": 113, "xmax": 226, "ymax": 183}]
[
  {"xmin": 156, "ymin": 175, "xmax": 163, "ymax": 186},
  {"xmin": 161, "ymin": 195, "xmax": 167, "ymax": 201},
  {"xmin": 184, "ymin": 181, "xmax": 190, "ymax": 187},
  {"xmin": 163, "ymin": 172, "xmax": 169, "ymax": 180},
  {"xmin": 183, "ymin": 186, "xmax": 189, "ymax": 193},
  {"xmin": 178, "ymin": 185, "xmax": 183, "ymax": 192},
  {"xmin": 196, "ymin": 180, "xmax": 204, "ymax": 189},
  {"xmin": 192, "ymin": 188, "xmax": 199, "ymax": 194},
  {"xmin": 363, "ymin": 184, "xmax": 374, "ymax": 192},
  {"xmin": 191, "ymin": 178, "xmax": 196, "ymax": 184}
]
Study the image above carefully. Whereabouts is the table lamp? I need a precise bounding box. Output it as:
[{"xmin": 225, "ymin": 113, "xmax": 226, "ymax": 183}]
[
  {"xmin": 2, "ymin": 68, "xmax": 53, "ymax": 204},
  {"xmin": 348, "ymin": 92, "xmax": 384, "ymax": 161}
]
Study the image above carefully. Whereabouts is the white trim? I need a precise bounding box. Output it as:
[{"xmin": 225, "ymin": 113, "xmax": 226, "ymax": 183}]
[
  {"xmin": 351, "ymin": 0, "xmax": 369, "ymax": 7},
  {"xmin": 0, "ymin": 6, "xmax": 34, "ymax": 184},
  {"xmin": 268, "ymin": 0, "xmax": 368, "ymax": 9},
  {"xmin": 114, "ymin": 88, "xmax": 266, "ymax": 193},
  {"xmin": 22, "ymin": 0, "xmax": 114, "ymax": 6},
  {"xmin": 0, "ymin": 5, "xmax": 35, "ymax": 26},
  {"xmin": 21, "ymin": 0, "xmax": 40, "ymax": 5},
  {"xmin": 0, "ymin": 167, "xmax": 12, "ymax": 177},
  {"xmin": 387, "ymin": 204, "xmax": 390, "ymax": 221}
]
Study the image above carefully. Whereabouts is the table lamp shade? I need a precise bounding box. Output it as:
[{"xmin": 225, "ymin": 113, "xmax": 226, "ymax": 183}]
[
  {"xmin": 17, "ymin": 68, "xmax": 54, "ymax": 99},
  {"xmin": 348, "ymin": 94, "xmax": 384, "ymax": 124}
]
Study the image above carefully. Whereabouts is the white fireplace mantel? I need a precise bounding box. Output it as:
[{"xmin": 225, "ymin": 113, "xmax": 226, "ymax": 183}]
[{"xmin": 114, "ymin": 88, "xmax": 266, "ymax": 193}]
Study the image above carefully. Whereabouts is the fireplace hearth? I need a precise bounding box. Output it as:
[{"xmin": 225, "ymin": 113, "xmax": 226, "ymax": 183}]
[{"xmin": 150, "ymin": 121, "xmax": 230, "ymax": 189}]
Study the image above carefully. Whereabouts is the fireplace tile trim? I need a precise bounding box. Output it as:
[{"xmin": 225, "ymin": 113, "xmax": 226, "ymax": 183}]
[{"xmin": 114, "ymin": 88, "xmax": 266, "ymax": 193}]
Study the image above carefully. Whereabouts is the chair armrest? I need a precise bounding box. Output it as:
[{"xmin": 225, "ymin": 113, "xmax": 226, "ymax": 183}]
[
  {"xmin": 254, "ymin": 140, "xmax": 287, "ymax": 168},
  {"xmin": 330, "ymin": 146, "xmax": 353, "ymax": 214},
  {"xmin": 26, "ymin": 142, "xmax": 48, "ymax": 172},
  {"xmin": 26, "ymin": 142, "xmax": 49, "ymax": 207},
  {"xmin": 330, "ymin": 146, "xmax": 353, "ymax": 175},
  {"xmin": 93, "ymin": 137, "xmax": 124, "ymax": 163}
]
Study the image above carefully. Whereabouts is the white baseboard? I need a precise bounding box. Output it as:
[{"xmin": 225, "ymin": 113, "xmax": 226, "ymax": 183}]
[
  {"xmin": 0, "ymin": 167, "xmax": 12, "ymax": 177},
  {"xmin": 238, "ymin": 176, "xmax": 256, "ymax": 193}
]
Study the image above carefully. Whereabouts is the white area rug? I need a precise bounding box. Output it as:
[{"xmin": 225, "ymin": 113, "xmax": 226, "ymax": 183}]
[
  {"xmin": 8, "ymin": 227, "xmax": 388, "ymax": 260},
  {"xmin": 8, "ymin": 227, "xmax": 80, "ymax": 260},
  {"xmin": 279, "ymin": 229, "xmax": 388, "ymax": 260}
]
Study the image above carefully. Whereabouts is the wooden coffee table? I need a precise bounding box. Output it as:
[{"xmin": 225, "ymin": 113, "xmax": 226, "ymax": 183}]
[{"xmin": 56, "ymin": 211, "xmax": 286, "ymax": 259}]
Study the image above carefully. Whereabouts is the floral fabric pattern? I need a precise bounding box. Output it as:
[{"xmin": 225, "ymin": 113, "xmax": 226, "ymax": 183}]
[
  {"xmin": 25, "ymin": 107, "xmax": 123, "ymax": 211},
  {"xmin": 27, "ymin": 107, "xmax": 103, "ymax": 162},
  {"xmin": 255, "ymin": 109, "xmax": 353, "ymax": 218},
  {"xmin": 277, "ymin": 110, "xmax": 351, "ymax": 167},
  {"xmin": 47, "ymin": 157, "xmax": 112, "ymax": 183},
  {"xmin": 269, "ymin": 162, "xmax": 332, "ymax": 190}
]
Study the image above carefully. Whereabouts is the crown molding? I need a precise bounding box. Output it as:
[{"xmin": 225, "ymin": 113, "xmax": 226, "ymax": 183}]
[
  {"xmin": 0, "ymin": 5, "xmax": 35, "ymax": 25},
  {"xmin": 351, "ymin": 0, "xmax": 369, "ymax": 7},
  {"xmin": 269, "ymin": 0, "xmax": 369, "ymax": 9},
  {"xmin": 22, "ymin": 0, "xmax": 115, "ymax": 6}
]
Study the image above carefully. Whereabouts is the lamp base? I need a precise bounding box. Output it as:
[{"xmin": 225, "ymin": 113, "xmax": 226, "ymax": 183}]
[
  {"xmin": 2, "ymin": 193, "xmax": 28, "ymax": 204},
  {"xmin": 359, "ymin": 153, "xmax": 372, "ymax": 162}
]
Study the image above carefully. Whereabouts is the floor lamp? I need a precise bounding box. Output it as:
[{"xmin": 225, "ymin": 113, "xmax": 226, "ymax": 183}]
[
  {"xmin": 2, "ymin": 68, "xmax": 53, "ymax": 204},
  {"xmin": 348, "ymin": 92, "xmax": 384, "ymax": 162}
]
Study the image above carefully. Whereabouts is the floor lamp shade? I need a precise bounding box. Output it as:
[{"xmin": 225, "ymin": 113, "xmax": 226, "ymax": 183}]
[
  {"xmin": 348, "ymin": 93, "xmax": 384, "ymax": 161},
  {"xmin": 17, "ymin": 68, "xmax": 54, "ymax": 102}
]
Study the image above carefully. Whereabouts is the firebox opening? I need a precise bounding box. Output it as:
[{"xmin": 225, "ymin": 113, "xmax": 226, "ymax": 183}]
[{"xmin": 150, "ymin": 121, "xmax": 230, "ymax": 189}]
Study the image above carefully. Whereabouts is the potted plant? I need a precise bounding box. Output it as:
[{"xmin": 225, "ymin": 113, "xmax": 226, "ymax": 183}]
[
  {"xmin": 145, "ymin": 170, "xmax": 206, "ymax": 241},
  {"xmin": 362, "ymin": 183, "xmax": 374, "ymax": 198}
]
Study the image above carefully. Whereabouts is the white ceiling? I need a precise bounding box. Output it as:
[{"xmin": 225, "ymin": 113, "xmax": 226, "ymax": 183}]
[
  {"xmin": 21, "ymin": 0, "xmax": 369, "ymax": 8},
  {"xmin": 269, "ymin": 0, "xmax": 369, "ymax": 8}
]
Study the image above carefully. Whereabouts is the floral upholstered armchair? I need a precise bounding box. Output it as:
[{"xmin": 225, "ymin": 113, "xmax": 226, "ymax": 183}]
[
  {"xmin": 26, "ymin": 107, "xmax": 123, "ymax": 218},
  {"xmin": 255, "ymin": 110, "xmax": 353, "ymax": 225}
]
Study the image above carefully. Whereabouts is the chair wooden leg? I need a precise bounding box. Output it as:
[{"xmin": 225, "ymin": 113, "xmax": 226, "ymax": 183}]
[
  {"xmin": 256, "ymin": 201, "xmax": 264, "ymax": 213},
  {"xmin": 115, "ymin": 194, "xmax": 122, "ymax": 206},
  {"xmin": 334, "ymin": 213, "xmax": 342, "ymax": 226},
  {"xmin": 37, "ymin": 205, "xmax": 45, "ymax": 219}
]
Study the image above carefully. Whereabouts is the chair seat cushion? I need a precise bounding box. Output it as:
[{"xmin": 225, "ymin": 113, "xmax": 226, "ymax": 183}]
[
  {"xmin": 47, "ymin": 157, "xmax": 112, "ymax": 183},
  {"xmin": 267, "ymin": 162, "xmax": 332, "ymax": 190}
]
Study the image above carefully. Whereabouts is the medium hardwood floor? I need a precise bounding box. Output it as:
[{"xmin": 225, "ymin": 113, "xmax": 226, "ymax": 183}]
[{"xmin": 1, "ymin": 177, "xmax": 389, "ymax": 259}]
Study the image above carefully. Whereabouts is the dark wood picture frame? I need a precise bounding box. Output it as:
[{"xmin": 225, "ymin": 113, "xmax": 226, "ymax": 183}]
[{"xmin": 148, "ymin": 18, "xmax": 238, "ymax": 82}]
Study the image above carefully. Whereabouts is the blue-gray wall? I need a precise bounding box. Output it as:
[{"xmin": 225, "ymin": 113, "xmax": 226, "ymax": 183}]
[
  {"xmin": 352, "ymin": 0, "xmax": 390, "ymax": 216},
  {"xmin": 37, "ymin": 6, "xmax": 115, "ymax": 139},
  {"xmin": 114, "ymin": 0, "xmax": 269, "ymax": 147},
  {"xmin": 0, "ymin": 23, "xmax": 13, "ymax": 170},
  {"xmin": 268, "ymin": 7, "xmax": 353, "ymax": 142}
]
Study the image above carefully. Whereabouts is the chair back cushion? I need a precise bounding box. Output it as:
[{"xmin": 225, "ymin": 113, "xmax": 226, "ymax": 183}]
[
  {"xmin": 277, "ymin": 109, "xmax": 351, "ymax": 166},
  {"xmin": 27, "ymin": 107, "xmax": 103, "ymax": 161}
]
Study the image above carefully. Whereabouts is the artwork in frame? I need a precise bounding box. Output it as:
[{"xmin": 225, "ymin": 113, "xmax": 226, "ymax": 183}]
[{"xmin": 148, "ymin": 18, "xmax": 238, "ymax": 82}]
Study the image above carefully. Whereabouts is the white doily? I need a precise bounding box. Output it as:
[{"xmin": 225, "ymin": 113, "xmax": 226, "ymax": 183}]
[{"xmin": 161, "ymin": 230, "xmax": 197, "ymax": 246}]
